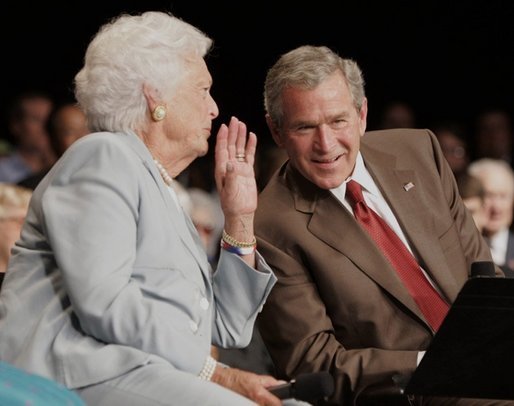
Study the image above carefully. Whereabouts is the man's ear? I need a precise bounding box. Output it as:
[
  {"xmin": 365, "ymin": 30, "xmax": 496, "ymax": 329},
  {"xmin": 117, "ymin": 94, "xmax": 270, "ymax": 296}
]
[
  {"xmin": 266, "ymin": 114, "xmax": 284, "ymax": 147},
  {"xmin": 358, "ymin": 97, "xmax": 368, "ymax": 136}
]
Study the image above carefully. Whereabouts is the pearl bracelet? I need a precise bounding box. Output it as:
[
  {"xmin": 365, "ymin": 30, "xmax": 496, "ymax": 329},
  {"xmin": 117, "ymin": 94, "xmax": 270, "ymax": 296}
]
[{"xmin": 198, "ymin": 355, "xmax": 217, "ymax": 381}]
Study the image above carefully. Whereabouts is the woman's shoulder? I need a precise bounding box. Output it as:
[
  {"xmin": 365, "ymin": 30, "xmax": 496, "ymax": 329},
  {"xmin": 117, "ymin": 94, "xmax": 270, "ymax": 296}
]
[
  {"xmin": 63, "ymin": 131, "xmax": 147, "ymax": 164},
  {"xmin": 68, "ymin": 131, "xmax": 135, "ymax": 151}
]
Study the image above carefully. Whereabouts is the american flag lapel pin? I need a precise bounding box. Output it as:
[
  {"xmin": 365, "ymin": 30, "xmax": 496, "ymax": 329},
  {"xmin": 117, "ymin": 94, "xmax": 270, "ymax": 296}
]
[{"xmin": 403, "ymin": 182, "xmax": 415, "ymax": 191}]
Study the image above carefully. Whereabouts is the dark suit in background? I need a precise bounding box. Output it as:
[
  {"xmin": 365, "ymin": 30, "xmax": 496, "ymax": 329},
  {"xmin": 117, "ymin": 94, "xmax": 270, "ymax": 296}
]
[{"xmin": 500, "ymin": 231, "xmax": 514, "ymax": 277}]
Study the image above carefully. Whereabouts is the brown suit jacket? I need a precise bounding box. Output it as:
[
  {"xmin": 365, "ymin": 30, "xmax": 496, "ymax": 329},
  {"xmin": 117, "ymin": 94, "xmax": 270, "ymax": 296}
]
[{"xmin": 255, "ymin": 129, "xmax": 496, "ymax": 404}]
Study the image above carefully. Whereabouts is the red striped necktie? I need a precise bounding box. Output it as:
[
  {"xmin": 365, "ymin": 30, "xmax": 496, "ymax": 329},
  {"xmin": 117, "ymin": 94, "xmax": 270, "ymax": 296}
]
[{"xmin": 346, "ymin": 180, "xmax": 449, "ymax": 331}]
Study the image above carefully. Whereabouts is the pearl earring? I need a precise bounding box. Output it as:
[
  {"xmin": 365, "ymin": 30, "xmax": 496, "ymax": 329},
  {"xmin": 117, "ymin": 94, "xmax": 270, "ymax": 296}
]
[{"xmin": 152, "ymin": 105, "xmax": 166, "ymax": 121}]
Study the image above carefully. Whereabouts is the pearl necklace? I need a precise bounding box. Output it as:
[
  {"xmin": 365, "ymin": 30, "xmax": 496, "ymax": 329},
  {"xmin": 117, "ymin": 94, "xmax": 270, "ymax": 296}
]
[{"xmin": 153, "ymin": 158, "xmax": 173, "ymax": 186}]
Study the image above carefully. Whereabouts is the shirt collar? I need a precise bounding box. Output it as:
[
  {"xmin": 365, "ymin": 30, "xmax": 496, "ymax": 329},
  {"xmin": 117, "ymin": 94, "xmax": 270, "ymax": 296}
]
[{"xmin": 331, "ymin": 152, "xmax": 380, "ymax": 199}]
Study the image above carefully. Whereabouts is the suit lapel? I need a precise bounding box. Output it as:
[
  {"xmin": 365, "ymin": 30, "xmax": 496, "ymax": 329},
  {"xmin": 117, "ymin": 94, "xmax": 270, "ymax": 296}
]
[
  {"xmin": 120, "ymin": 132, "xmax": 211, "ymax": 279},
  {"xmin": 285, "ymin": 137, "xmax": 460, "ymax": 328},
  {"xmin": 361, "ymin": 142, "xmax": 461, "ymax": 303},
  {"xmin": 286, "ymin": 164, "xmax": 425, "ymax": 322},
  {"xmin": 309, "ymin": 191, "xmax": 427, "ymax": 323}
]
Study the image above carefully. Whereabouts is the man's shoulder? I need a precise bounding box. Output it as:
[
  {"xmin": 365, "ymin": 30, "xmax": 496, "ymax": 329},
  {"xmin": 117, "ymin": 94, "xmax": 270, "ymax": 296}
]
[
  {"xmin": 258, "ymin": 171, "xmax": 292, "ymax": 209},
  {"xmin": 256, "ymin": 166, "xmax": 305, "ymax": 228},
  {"xmin": 364, "ymin": 128, "xmax": 432, "ymax": 140},
  {"xmin": 362, "ymin": 128, "xmax": 435, "ymax": 152}
]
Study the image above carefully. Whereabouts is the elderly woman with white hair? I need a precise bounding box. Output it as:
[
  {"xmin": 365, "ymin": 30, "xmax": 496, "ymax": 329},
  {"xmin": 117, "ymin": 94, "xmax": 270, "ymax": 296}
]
[{"xmin": 0, "ymin": 11, "xmax": 298, "ymax": 406}]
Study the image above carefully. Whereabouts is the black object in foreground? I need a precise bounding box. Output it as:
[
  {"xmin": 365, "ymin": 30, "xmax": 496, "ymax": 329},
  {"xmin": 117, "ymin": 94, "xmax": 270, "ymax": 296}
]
[
  {"xmin": 470, "ymin": 260, "xmax": 496, "ymax": 278},
  {"xmin": 404, "ymin": 277, "xmax": 514, "ymax": 400},
  {"xmin": 269, "ymin": 371, "xmax": 334, "ymax": 401}
]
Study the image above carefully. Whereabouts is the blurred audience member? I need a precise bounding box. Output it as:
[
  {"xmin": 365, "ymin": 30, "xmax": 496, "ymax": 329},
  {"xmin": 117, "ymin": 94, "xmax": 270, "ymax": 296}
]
[
  {"xmin": 0, "ymin": 183, "xmax": 32, "ymax": 286},
  {"xmin": 48, "ymin": 102, "xmax": 89, "ymax": 156},
  {"xmin": 188, "ymin": 187, "xmax": 224, "ymax": 266},
  {"xmin": 473, "ymin": 109, "xmax": 513, "ymax": 166},
  {"xmin": 434, "ymin": 121, "xmax": 470, "ymax": 181},
  {"xmin": 0, "ymin": 91, "xmax": 55, "ymax": 183},
  {"xmin": 456, "ymin": 172, "xmax": 487, "ymax": 233},
  {"xmin": 0, "ymin": 139, "xmax": 12, "ymax": 157},
  {"xmin": 170, "ymin": 178, "xmax": 192, "ymax": 214},
  {"xmin": 18, "ymin": 101, "xmax": 89, "ymax": 189},
  {"xmin": 468, "ymin": 158, "xmax": 514, "ymax": 277},
  {"xmin": 177, "ymin": 153, "xmax": 217, "ymax": 194},
  {"xmin": 379, "ymin": 100, "xmax": 416, "ymax": 129}
]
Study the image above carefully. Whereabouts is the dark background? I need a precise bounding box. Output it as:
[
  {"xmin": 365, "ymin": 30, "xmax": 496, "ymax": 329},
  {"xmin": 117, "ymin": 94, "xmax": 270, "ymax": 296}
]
[{"xmin": 3, "ymin": 0, "xmax": 513, "ymax": 148}]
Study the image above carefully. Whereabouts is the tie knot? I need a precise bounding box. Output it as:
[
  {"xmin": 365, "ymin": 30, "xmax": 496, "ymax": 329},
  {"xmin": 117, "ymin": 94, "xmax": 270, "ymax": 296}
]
[{"xmin": 346, "ymin": 180, "xmax": 364, "ymax": 208}]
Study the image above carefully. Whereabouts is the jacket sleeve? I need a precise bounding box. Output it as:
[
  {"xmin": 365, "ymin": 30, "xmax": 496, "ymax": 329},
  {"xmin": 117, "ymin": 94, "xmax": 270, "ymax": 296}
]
[
  {"xmin": 256, "ymin": 237, "xmax": 419, "ymax": 405},
  {"xmin": 211, "ymin": 250, "xmax": 276, "ymax": 348}
]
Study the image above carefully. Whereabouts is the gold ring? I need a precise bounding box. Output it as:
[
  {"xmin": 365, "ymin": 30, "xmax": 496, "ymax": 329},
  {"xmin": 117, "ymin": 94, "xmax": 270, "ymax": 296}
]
[{"xmin": 235, "ymin": 153, "xmax": 246, "ymax": 162}]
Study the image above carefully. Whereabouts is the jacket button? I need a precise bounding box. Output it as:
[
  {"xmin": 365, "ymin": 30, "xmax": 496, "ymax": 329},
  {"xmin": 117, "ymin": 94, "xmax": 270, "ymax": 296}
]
[
  {"xmin": 189, "ymin": 320, "xmax": 198, "ymax": 333},
  {"xmin": 200, "ymin": 297, "xmax": 209, "ymax": 310}
]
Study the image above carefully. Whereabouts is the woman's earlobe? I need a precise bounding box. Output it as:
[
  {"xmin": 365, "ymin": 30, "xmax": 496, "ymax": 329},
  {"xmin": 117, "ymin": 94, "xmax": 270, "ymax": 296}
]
[{"xmin": 151, "ymin": 105, "xmax": 167, "ymax": 121}]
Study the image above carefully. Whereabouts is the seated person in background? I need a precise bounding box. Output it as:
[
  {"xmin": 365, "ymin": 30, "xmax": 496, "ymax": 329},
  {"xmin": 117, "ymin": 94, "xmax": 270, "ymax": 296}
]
[
  {"xmin": 473, "ymin": 109, "xmax": 513, "ymax": 166},
  {"xmin": 0, "ymin": 139, "xmax": 12, "ymax": 157},
  {"xmin": 0, "ymin": 11, "xmax": 304, "ymax": 406},
  {"xmin": 0, "ymin": 90, "xmax": 55, "ymax": 183},
  {"xmin": 456, "ymin": 172, "xmax": 487, "ymax": 233},
  {"xmin": 433, "ymin": 121, "xmax": 470, "ymax": 182},
  {"xmin": 188, "ymin": 187, "xmax": 224, "ymax": 266},
  {"xmin": 468, "ymin": 158, "xmax": 514, "ymax": 277},
  {"xmin": 378, "ymin": 100, "xmax": 416, "ymax": 130},
  {"xmin": 0, "ymin": 183, "xmax": 32, "ymax": 286},
  {"xmin": 18, "ymin": 101, "xmax": 89, "ymax": 189},
  {"xmin": 255, "ymin": 45, "xmax": 507, "ymax": 405}
]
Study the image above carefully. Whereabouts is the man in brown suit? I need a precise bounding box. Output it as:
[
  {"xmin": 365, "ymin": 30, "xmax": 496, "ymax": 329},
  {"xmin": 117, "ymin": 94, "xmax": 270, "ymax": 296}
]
[{"xmin": 255, "ymin": 45, "xmax": 507, "ymax": 405}]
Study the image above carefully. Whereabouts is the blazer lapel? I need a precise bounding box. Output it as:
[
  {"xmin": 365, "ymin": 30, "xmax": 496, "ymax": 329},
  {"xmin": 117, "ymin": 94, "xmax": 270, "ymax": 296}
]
[
  {"xmin": 361, "ymin": 142, "xmax": 461, "ymax": 303},
  {"xmin": 286, "ymin": 165, "xmax": 426, "ymax": 323},
  {"xmin": 314, "ymin": 196, "xmax": 430, "ymax": 324},
  {"xmin": 285, "ymin": 139, "xmax": 462, "ymax": 328},
  {"xmin": 120, "ymin": 131, "xmax": 211, "ymax": 279}
]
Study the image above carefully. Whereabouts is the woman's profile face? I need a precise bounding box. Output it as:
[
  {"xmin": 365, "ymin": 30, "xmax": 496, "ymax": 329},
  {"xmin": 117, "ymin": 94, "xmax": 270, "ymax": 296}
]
[{"xmin": 164, "ymin": 56, "xmax": 219, "ymax": 164}]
